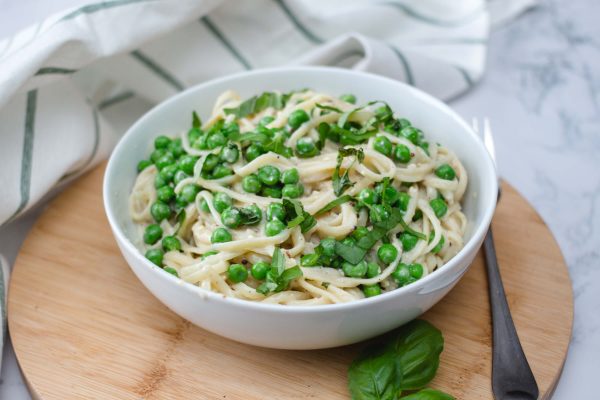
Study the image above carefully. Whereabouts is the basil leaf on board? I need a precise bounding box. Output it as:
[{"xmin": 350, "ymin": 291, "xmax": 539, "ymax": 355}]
[
  {"xmin": 399, "ymin": 389, "xmax": 454, "ymax": 400},
  {"xmin": 192, "ymin": 111, "xmax": 201, "ymax": 129},
  {"xmin": 348, "ymin": 345, "xmax": 402, "ymax": 400},
  {"xmin": 224, "ymin": 92, "xmax": 285, "ymax": 118},
  {"xmin": 392, "ymin": 320, "xmax": 444, "ymax": 390},
  {"xmin": 315, "ymin": 195, "xmax": 353, "ymax": 216}
]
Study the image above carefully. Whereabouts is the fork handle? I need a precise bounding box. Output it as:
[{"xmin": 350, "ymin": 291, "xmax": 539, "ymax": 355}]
[{"xmin": 484, "ymin": 228, "xmax": 539, "ymax": 400}]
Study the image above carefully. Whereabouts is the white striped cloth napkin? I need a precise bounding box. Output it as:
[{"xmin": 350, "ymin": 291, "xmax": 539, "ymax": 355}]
[{"xmin": 0, "ymin": 0, "xmax": 536, "ymax": 373}]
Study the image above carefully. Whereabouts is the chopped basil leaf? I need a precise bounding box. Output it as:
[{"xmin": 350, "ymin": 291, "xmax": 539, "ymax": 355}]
[
  {"xmin": 192, "ymin": 111, "xmax": 201, "ymax": 129},
  {"xmin": 224, "ymin": 92, "xmax": 286, "ymax": 118},
  {"xmin": 332, "ymin": 148, "xmax": 364, "ymax": 196},
  {"xmin": 316, "ymin": 103, "xmax": 343, "ymax": 113}
]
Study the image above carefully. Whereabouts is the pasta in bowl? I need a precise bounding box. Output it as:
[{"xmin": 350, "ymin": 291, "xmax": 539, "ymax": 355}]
[
  {"xmin": 104, "ymin": 67, "xmax": 496, "ymax": 349},
  {"xmin": 129, "ymin": 90, "xmax": 468, "ymax": 305}
]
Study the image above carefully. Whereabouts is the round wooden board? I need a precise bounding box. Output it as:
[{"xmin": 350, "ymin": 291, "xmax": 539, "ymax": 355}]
[{"xmin": 8, "ymin": 163, "xmax": 572, "ymax": 400}]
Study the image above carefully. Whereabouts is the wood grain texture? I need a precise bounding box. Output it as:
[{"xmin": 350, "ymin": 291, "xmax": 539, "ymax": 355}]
[{"xmin": 8, "ymin": 163, "xmax": 573, "ymax": 400}]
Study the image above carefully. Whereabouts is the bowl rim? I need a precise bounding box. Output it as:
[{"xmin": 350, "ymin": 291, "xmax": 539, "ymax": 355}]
[{"xmin": 103, "ymin": 66, "xmax": 498, "ymax": 314}]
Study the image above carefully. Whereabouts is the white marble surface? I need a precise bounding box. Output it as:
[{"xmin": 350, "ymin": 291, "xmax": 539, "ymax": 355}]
[{"xmin": 1, "ymin": 0, "xmax": 599, "ymax": 398}]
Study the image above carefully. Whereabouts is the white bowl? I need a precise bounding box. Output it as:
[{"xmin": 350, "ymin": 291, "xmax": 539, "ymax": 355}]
[{"xmin": 104, "ymin": 67, "xmax": 497, "ymax": 350}]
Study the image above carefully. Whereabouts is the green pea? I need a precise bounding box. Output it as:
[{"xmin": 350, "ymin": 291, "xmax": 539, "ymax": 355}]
[
  {"xmin": 242, "ymin": 174, "xmax": 262, "ymax": 193},
  {"xmin": 400, "ymin": 127, "xmax": 419, "ymax": 144},
  {"xmin": 382, "ymin": 186, "xmax": 399, "ymax": 205},
  {"xmin": 137, "ymin": 160, "xmax": 152, "ymax": 172},
  {"xmin": 212, "ymin": 164, "xmax": 233, "ymax": 179},
  {"xmin": 369, "ymin": 204, "xmax": 390, "ymax": 223},
  {"xmin": 265, "ymin": 219, "xmax": 286, "ymax": 236},
  {"xmin": 207, "ymin": 132, "xmax": 226, "ymax": 149},
  {"xmin": 400, "ymin": 232, "xmax": 419, "ymax": 251},
  {"xmin": 162, "ymin": 235, "xmax": 181, "ymax": 252},
  {"xmin": 435, "ymin": 164, "xmax": 456, "ymax": 180},
  {"xmin": 151, "ymin": 201, "xmax": 171, "ymax": 222},
  {"xmin": 193, "ymin": 134, "xmax": 208, "ymax": 150},
  {"xmin": 156, "ymin": 153, "xmax": 175, "ymax": 170},
  {"xmin": 145, "ymin": 248, "xmax": 164, "ymax": 266},
  {"xmin": 188, "ymin": 128, "xmax": 202, "ymax": 143},
  {"xmin": 211, "ymin": 227, "xmax": 232, "ymax": 243},
  {"xmin": 245, "ymin": 144, "xmax": 264, "ymax": 162},
  {"xmin": 251, "ymin": 261, "xmax": 270, "ymax": 280},
  {"xmin": 150, "ymin": 149, "xmax": 167, "ymax": 163},
  {"xmin": 173, "ymin": 170, "xmax": 189, "ymax": 186},
  {"xmin": 301, "ymin": 253, "xmax": 321, "ymax": 267},
  {"xmin": 154, "ymin": 135, "xmax": 171, "ymax": 149},
  {"xmin": 168, "ymin": 138, "xmax": 185, "ymax": 158},
  {"xmin": 220, "ymin": 144, "xmax": 239, "ymax": 164},
  {"xmin": 432, "ymin": 235, "xmax": 445, "ymax": 254},
  {"xmin": 409, "ymin": 263, "xmax": 423, "ymax": 279},
  {"xmin": 398, "ymin": 118, "xmax": 411, "ymax": 129},
  {"xmin": 159, "ymin": 164, "xmax": 178, "ymax": 183},
  {"xmin": 266, "ymin": 203, "xmax": 286, "ymax": 221},
  {"xmin": 342, "ymin": 260, "xmax": 368, "ymax": 278},
  {"xmin": 363, "ymin": 284, "xmax": 382, "ymax": 297},
  {"xmin": 227, "ymin": 264, "xmax": 248, "ymax": 283},
  {"xmin": 213, "ymin": 192, "xmax": 233, "ymax": 213},
  {"xmin": 199, "ymin": 198, "xmax": 210, "ymax": 213},
  {"xmin": 242, "ymin": 204, "xmax": 262, "ymax": 225},
  {"xmin": 178, "ymin": 155, "xmax": 198, "ymax": 175},
  {"xmin": 393, "ymin": 144, "xmax": 412, "ymax": 163},
  {"xmin": 258, "ymin": 165, "xmax": 281, "ymax": 186},
  {"xmin": 377, "ymin": 244, "xmax": 398, "ymax": 264},
  {"xmin": 373, "ymin": 135, "xmax": 392, "ymax": 156},
  {"xmin": 288, "ymin": 109, "xmax": 310, "ymax": 130},
  {"xmin": 203, "ymin": 154, "xmax": 219, "ymax": 172},
  {"xmin": 201, "ymin": 250, "xmax": 218, "ymax": 259},
  {"xmin": 222, "ymin": 122, "xmax": 240, "ymax": 137},
  {"xmin": 318, "ymin": 237, "xmax": 337, "ymax": 257},
  {"xmin": 352, "ymin": 226, "xmax": 369, "ymax": 241},
  {"xmin": 156, "ymin": 186, "xmax": 175, "ymax": 203},
  {"xmin": 221, "ymin": 207, "xmax": 242, "ymax": 229},
  {"xmin": 366, "ymin": 262, "xmax": 381, "ymax": 278},
  {"xmin": 391, "ymin": 263, "xmax": 410, "ymax": 286},
  {"xmin": 398, "ymin": 192, "xmax": 411, "ymax": 212},
  {"xmin": 261, "ymin": 186, "xmax": 282, "ymax": 198},
  {"xmin": 339, "ymin": 94, "xmax": 356, "ymax": 104},
  {"xmin": 281, "ymin": 168, "xmax": 299, "ymax": 184},
  {"xmin": 259, "ymin": 116, "xmax": 275, "ymax": 126},
  {"xmin": 358, "ymin": 188, "xmax": 378, "ymax": 205},
  {"xmin": 429, "ymin": 198, "xmax": 448, "ymax": 218},
  {"xmin": 179, "ymin": 184, "xmax": 200, "ymax": 205},
  {"xmin": 295, "ymin": 137, "xmax": 319, "ymax": 158},
  {"xmin": 341, "ymin": 237, "xmax": 356, "ymax": 247},
  {"xmin": 282, "ymin": 183, "xmax": 304, "ymax": 198},
  {"xmin": 154, "ymin": 174, "xmax": 168, "ymax": 189},
  {"xmin": 143, "ymin": 224, "xmax": 163, "ymax": 245}
]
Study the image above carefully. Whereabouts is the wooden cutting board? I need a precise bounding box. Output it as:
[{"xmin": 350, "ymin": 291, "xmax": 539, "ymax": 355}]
[{"xmin": 8, "ymin": 163, "xmax": 572, "ymax": 400}]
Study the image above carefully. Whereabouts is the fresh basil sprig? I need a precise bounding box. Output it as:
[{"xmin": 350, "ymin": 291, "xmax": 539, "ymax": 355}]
[
  {"xmin": 224, "ymin": 92, "xmax": 286, "ymax": 118},
  {"xmin": 332, "ymin": 147, "xmax": 365, "ymax": 196},
  {"xmin": 282, "ymin": 199, "xmax": 316, "ymax": 233},
  {"xmin": 256, "ymin": 248, "xmax": 303, "ymax": 295},
  {"xmin": 347, "ymin": 320, "xmax": 453, "ymax": 400},
  {"xmin": 315, "ymin": 195, "xmax": 353, "ymax": 216}
]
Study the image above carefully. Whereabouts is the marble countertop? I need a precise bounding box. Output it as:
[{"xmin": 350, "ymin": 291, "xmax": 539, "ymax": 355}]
[{"xmin": 1, "ymin": 0, "xmax": 599, "ymax": 398}]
